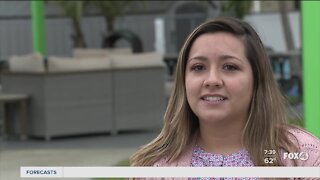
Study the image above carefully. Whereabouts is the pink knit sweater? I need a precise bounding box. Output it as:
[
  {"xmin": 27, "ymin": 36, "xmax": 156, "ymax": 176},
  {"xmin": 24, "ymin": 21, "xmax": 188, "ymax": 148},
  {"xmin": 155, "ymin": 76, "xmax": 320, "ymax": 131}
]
[{"xmin": 151, "ymin": 128, "xmax": 320, "ymax": 179}]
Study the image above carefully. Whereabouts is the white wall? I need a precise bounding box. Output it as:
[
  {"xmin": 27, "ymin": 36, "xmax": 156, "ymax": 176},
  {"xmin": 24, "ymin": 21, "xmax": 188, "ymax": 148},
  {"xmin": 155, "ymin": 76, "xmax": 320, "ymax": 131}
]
[
  {"xmin": 0, "ymin": 10, "xmax": 301, "ymax": 60},
  {"xmin": 245, "ymin": 11, "xmax": 300, "ymax": 52}
]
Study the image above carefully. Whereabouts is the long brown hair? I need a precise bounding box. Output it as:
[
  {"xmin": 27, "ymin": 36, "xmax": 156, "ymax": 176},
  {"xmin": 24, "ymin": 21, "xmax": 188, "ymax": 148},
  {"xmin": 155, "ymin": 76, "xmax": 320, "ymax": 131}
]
[{"xmin": 130, "ymin": 17, "xmax": 298, "ymax": 166}]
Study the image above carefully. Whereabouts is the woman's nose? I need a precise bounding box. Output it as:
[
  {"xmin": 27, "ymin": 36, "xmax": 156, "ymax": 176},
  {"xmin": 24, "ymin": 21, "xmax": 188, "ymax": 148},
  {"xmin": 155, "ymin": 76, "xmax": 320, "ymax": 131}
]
[{"xmin": 203, "ymin": 70, "xmax": 223, "ymax": 88}]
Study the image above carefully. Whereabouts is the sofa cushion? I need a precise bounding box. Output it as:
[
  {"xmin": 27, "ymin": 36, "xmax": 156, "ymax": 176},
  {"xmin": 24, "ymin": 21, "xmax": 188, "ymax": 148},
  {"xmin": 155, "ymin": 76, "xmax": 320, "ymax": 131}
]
[
  {"xmin": 47, "ymin": 56, "xmax": 112, "ymax": 72},
  {"xmin": 73, "ymin": 48, "xmax": 132, "ymax": 58},
  {"xmin": 110, "ymin": 52, "xmax": 165, "ymax": 69},
  {"xmin": 8, "ymin": 53, "xmax": 45, "ymax": 72}
]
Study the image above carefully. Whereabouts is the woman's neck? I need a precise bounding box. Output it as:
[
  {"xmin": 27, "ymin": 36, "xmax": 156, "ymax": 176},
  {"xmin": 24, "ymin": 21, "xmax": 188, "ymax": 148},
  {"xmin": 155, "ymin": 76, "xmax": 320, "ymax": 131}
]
[{"xmin": 197, "ymin": 119, "xmax": 245, "ymax": 156}]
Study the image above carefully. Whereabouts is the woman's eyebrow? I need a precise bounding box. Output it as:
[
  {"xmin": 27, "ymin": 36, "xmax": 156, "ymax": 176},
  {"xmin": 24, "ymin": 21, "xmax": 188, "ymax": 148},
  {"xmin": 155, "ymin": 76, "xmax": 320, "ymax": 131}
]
[
  {"xmin": 187, "ymin": 56, "xmax": 208, "ymax": 62},
  {"xmin": 188, "ymin": 55, "xmax": 244, "ymax": 64},
  {"xmin": 220, "ymin": 54, "xmax": 243, "ymax": 62}
]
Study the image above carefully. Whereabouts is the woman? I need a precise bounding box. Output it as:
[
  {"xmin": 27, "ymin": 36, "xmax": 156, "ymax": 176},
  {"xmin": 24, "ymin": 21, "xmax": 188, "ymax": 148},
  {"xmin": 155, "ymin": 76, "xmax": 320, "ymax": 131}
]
[{"xmin": 131, "ymin": 17, "xmax": 319, "ymax": 170}]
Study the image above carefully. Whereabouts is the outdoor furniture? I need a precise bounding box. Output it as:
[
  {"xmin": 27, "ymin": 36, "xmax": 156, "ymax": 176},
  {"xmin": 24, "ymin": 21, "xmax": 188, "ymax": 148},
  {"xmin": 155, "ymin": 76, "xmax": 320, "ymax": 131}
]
[
  {"xmin": 0, "ymin": 93, "xmax": 30, "ymax": 140},
  {"xmin": 73, "ymin": 48, "xmax": 132, "ymax": 58},
  {"xmin": 110, "ymin": 53, "xmax": 166, "ymax": 131},
  {"xmin": 8, "ymin": 53, "xmax": 45, "ymax": 73},
  {"xmin": 1, "ymin": 52, "xmax": 166, "ymax": 140},
  {"xmin": 269, "ymin": 50, "xmax": 302, "ymax": 96},
  {"xmin": 268, "ymin": 50, "xmax": 301, "ymax": 80},
  {"xmin": 163, "ymin": 53, "xmax": 178, "ymax": 81},
  {"xmin": 102, "ymin": 30, "xmax": 143, "ymax": 53},
  {"xmin": 1, "ymin": 70, "xmax": 114, "ymax": 141}
]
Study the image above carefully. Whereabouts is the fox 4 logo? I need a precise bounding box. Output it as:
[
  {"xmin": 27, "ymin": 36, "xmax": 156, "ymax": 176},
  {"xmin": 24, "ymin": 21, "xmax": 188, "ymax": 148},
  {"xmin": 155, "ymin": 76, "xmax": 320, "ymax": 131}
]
[{"xmin": 283, "ymin": 152, "xmax": 309, "ymax": 161}]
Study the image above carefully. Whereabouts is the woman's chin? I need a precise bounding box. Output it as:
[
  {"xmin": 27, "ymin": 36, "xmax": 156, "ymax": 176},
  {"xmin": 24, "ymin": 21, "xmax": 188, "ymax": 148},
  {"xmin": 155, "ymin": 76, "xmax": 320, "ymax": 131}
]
[{"xmin": 198, "ymin": 114, "xmax": 229, "ymax": 124}]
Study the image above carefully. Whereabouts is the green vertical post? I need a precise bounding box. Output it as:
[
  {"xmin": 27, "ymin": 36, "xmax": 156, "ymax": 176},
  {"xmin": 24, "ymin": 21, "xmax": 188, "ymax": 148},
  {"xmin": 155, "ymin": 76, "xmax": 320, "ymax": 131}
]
[
  {"xmin": 302, "ymin": 2, "xmax": 320, "ymax": 137},
  {"xmin": 31, "ymin": 1, "xmax": 46, "ymax": 55}
]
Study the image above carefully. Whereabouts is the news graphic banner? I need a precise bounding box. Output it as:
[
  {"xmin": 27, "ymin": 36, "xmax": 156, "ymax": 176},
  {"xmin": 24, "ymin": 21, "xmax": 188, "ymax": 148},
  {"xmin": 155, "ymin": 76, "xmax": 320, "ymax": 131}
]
[{"xmin": 21, "ymin": 167, "xmax": 320, "ymax": 178}]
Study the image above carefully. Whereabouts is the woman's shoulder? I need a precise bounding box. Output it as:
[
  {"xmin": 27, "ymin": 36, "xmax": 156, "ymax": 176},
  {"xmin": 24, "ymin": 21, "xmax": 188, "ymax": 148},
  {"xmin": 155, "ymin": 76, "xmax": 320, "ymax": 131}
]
[
  {"xmin": 153, "ymin": 134, "xmax": 197, "ymax": 167},
  {"xmin": 152, "ymin": 154, "xmax": 192, "ymax": 167},
  {"xmin": 283, "ymin": 127, "xmax": 320, "ymax": 166},
  {"xmin": 152, "ymin": 146, "xmax": 194, "ymax": 167},
  {"xmin": 288, "ymin": 127, "xmax": 320, "ymax": 150}
]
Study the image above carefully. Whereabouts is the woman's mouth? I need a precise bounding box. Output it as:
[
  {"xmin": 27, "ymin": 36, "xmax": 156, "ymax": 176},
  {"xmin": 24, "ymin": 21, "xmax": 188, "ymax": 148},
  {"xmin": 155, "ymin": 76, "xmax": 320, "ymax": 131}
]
[{"xmin": 201, "ymin": 95, "xmax": 227, "ymax": 103}]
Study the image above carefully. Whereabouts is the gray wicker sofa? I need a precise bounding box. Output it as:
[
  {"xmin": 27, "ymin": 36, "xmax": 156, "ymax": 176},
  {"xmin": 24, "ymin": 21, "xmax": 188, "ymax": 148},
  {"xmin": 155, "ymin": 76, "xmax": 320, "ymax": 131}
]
[{"xmin": 1, "ymin": 52, "xmax": 166, "ymax": 140}]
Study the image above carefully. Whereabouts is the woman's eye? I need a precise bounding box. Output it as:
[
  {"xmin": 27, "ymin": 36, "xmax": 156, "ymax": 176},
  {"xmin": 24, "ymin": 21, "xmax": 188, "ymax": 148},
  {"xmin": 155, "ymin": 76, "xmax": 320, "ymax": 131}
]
[
  {"xmin": 191, "ymin": 64, "xmax": 205, "ymax": 71},
  {"xmin": 223, "ymin": 64, "xmax": 238, "ymax": 71}
]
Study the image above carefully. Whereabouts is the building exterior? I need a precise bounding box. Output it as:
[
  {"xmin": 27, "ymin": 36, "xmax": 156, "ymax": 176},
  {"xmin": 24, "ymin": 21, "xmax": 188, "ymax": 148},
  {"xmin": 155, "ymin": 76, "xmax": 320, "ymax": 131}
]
[{"xmin": 0, "ymin": 1, "xmax": 300, "ymax": 60}]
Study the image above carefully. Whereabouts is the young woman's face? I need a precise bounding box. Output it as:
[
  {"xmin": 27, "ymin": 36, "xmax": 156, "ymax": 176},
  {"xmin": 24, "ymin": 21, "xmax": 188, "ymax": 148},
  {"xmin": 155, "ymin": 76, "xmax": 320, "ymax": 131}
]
[{"xmin": 185, "ymin": 32, "xmax": 253, "ymax": 125}]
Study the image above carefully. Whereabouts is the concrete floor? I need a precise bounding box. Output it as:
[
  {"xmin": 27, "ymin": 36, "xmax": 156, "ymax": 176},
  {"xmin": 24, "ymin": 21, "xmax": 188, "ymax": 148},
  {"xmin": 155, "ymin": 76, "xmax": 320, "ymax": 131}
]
[
  {"xmin": 0, "ymin": 130, "xmax": 159, "ymax": 180},
  {"xmin": 0, "ymin": 81, "xmax": 170, "ymax": 180},
  {"xmin": 0, "ymin": 108, "xmax": 305, "ymax": 180}
]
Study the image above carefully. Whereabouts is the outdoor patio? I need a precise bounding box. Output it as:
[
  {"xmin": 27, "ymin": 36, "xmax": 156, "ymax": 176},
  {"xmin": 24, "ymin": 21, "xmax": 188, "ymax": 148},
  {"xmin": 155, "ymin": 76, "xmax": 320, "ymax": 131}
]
[
  {"xmin": 1, "ymin": 1, "xmax": 319, "ymax": 180},
  {"xmin": 0, "ymin": 129, "xmax": 159, "ymax": 180},
  {"xmin": 0, "ymin": 101, "xmax": 305, "ymax": 180}
]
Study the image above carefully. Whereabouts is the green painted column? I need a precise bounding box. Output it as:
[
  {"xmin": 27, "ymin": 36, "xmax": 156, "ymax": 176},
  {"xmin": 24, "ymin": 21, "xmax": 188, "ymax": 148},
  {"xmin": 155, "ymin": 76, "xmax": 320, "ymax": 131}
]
[
  {"xmin": 31, "ymin": 1, "xmax": 46, "ymax": 55},
  {"xmin": 302, "ymin": 2, "xmax": 320, "ymax": 137}
]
